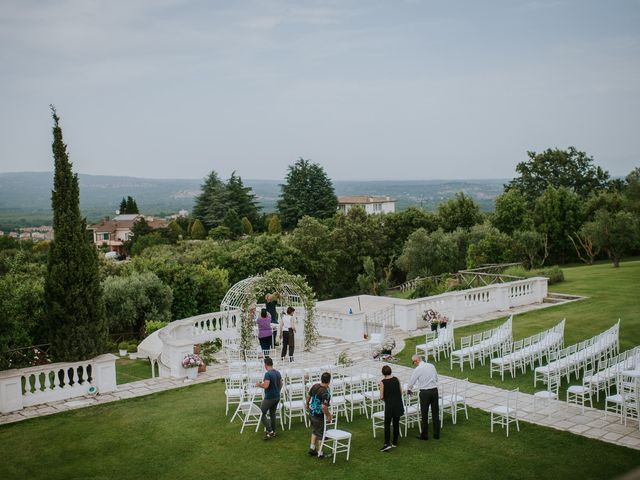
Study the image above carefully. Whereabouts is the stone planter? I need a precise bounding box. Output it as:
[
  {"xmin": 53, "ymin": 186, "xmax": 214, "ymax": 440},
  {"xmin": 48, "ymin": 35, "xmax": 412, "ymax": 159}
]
[
  {"xmin": 186, "ymin": 368, "xmax": 198, "ymax": 380},
  {"xmin": 119, "ymin": 349, "xmax": 128, "ymax": 356}
]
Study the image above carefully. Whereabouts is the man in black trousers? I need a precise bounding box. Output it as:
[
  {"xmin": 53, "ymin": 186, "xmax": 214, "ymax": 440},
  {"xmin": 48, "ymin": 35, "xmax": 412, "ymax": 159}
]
[{"xmin": 407, "ymin": 354, "xmax": 440, "ymax": 440}]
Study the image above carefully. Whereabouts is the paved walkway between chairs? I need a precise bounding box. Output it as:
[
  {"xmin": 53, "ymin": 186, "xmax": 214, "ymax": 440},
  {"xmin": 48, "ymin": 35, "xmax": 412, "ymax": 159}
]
[{"xmin": 2, "ymin": 295, "xmax": 638, "ymax": 451}]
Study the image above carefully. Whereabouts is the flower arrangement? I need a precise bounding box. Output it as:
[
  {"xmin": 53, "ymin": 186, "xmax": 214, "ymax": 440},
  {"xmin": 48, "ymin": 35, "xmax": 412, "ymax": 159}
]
[
  {"xmin": 372, "ymin": 338, "xmax": 397, "ymax": 360},
  {"xmin": 422, "ymin": 309, "xmax": 449, "ymax": 330},
  {"xmin": 182, "ymin": 353, "xmax": 203, "ymax": 369},
  {"xmin": 337, "ymin": 350, "xmax": 354, "ymax": 366}
]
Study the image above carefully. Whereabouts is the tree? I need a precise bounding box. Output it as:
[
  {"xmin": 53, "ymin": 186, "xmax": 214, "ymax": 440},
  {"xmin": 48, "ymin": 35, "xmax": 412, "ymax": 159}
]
[
  {"xmin": 226, "ymin": 171, "xmax": 260, "ymax": 226},
  {"xmin": 437, "ymin": 192, "xmax": 483, "ymax": 232},
  {"xmin": 396, "ymin": 228, "xmax": 461, "ymax": 279},
  {"xmin": 357, "ymin": 256, "xmax": 385, "ymax": 295},
  {"xmin": 223, "ymin": 208, "xmax": 243, "ymax": 239},
  {"xmin": 130, "ymin": 232, "xmax": 166, "ymax": 256},
  {"xmin": 286, "ymin": 216, "xmax": 337, "ymax": 298},
  {"xmin": 166, "ymin": 220, "xmax": 184, "ymax": 242},
  {"xmin": 267, "ymin": 215, "xmax": 282, "ymax": 235},
  {"xmin": 492, "ymin": 189, "xmax": 533, "ymax": 234},
  {"xmin": 466, "ymin": 224, "xmax": 514, "ymax": 268},
  {"xmin": 44, "ymin": 107, "xmax": 107, "ymax": 361},
  {"xmin": 534, "ymin": 186, "xmax": 582, "ymax": 263},
  {"xmin": 506, "ymin": 146, "xmax": 610, "ymax": 202},
  {"xmin": 581, "ymin": 210, "xmax": 639, "ymax": 267},
  {"xmin": 623, "ymin": 167, "xmax": 640, "ymax": 215},
  {"xmin": 192, "ymin": 170, "xmax": 228, "ymax": 229},
  {"xmin": 102, "ymin": 272, "xmax": 172, "ymax": 338},
  {"xmin": 190, "ymin": 219, "xmax": 207, "ymax": 240},
  {"xmin": 118, "ymin": 196, "xmax": 139, "ymax": 214},
  {"xmin": 241, "ymin": 216, "xmax": 254, "ymax": 235},
  {"xmin": 277, "ymin": 158, "xmax": 338, "ymax": 229}
]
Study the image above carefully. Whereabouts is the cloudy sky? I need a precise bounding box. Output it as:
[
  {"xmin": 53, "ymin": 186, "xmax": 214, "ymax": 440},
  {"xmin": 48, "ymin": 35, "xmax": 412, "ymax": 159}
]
[{"xmin": 1, "ymin": 0, "xmax": 639, "ymax": 181}]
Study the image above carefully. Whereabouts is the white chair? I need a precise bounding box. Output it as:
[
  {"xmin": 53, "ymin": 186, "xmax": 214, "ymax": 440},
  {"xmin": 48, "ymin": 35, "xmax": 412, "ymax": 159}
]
[
  {"xmin": 451, "ymin": 378, "xmax": 469, "ymax": 423},
  {"xmin": 368, "ymin": 332, "xmax": 384, "ymax": 360},
  {"xmin": 282, "ymin": 379, "xmax": 308, "ymax": 429},
  {"xmin": 239, "ymin": 388, "xmax": 263, "ymax": 433},
  {"xmin": 400, "ymin": 389, "xmax": 422, "ymax": 436},
  {"xmin": 490, "ymin": 388, "xmax": 520, "ymax": 437},
  {"xmin": 472, "ymin": 333, "xmax": 485, "ymax": 367},
  {"xmin": 439, "ymin": 381, "xmax": 456, "ymax": 427},
  {"xmin": 224, "ymin": 375, "xmax": 244, "ymax": 416},
  {"xmin": 330, "ymin": 377, "xmax": 350, "ymax": 422},
  {"xmin": 533, "ymin": 372, "xmax": 560, "ymax": 416},
  {"xmin": 451, "ymin": 335, "xmax": 474, "ymax": 371},
  {"xmin": 345, "ymin": 376, "xmax": 368, "ymax": 420},
  {"xmin": 371, "ymin": 403, "xmax": 386, "ymax": 438},
  {"xmin": 566, "ymin": 370, "xmax": 593, "ymax": 413},
  {"xmin": 321, "ymin": 407, "xmax": 352, "ymax": 463},
  {"xmin": 415, "ymin": 331, "xmax": 437, "ymax": 361}
]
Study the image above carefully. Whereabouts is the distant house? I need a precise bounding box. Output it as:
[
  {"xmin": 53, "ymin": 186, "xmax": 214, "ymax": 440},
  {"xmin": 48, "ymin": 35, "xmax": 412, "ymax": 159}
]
[
  {"xmin": 88, "ymin": 214, "xmax": 167, "ymax": 254},
  {"xmin": 337, "ymin": 195, "xmax": 396, "ymax": 215}
]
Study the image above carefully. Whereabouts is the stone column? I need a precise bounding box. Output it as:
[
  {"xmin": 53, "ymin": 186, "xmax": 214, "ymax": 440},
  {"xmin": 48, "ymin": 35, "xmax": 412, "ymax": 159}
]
[
  {"xmin": 92, "ymin": 354, "xmax": 118, "ymax": 394},
  {"xmin": 0, "ymin": 369, "xmax": 24, "ymax": 413}
]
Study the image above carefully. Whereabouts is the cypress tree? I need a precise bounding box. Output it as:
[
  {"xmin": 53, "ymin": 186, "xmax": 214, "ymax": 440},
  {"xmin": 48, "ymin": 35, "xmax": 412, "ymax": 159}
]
[
  {"xmin": 119, "ymin": 197, "xmax": 127, "ymax": 214},
  {"xmin": 44, "ymin": 107, "xmax": 107, "ymax": 361}
]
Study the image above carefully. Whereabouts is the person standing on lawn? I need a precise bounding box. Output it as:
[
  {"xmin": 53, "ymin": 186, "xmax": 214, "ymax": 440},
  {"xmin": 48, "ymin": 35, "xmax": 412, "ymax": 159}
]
[
  {"xmin": 407, "ymin": 354, "xmax": 440, "ymax": 441},
  {"xmin": 306, "ymin": 372, "xmax": 332, "ymax": 459},
  {"xmin": 379, "ymin": 364, "xmax": 404, "ymax": 451},
  {"xmin": 279, "ymin": 306, "xmax": 297, "ymax": 361},
  {"xmin": 255, "ymin": 356, "xmax": 282, "ymax": 439}
]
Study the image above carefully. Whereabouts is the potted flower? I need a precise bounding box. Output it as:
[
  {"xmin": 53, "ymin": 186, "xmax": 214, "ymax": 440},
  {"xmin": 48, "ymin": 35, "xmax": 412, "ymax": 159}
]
[
  {"xmin": 118, "ymin": 341, "xmax": 129, "ymax": 357},
  {"xmin": 182, "ymin": 353, "xmax": 203, "ymax": 380},
  {"xmin": 423, "ymin": 309, "xmax": 448, "ymax": 330}
]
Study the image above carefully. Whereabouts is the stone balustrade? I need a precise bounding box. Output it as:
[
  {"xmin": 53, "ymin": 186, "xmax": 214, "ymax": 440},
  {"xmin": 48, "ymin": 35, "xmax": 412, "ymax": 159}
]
[{"xmin": 0, "ymin": 354, "xmax": 117, "ymax": 413}]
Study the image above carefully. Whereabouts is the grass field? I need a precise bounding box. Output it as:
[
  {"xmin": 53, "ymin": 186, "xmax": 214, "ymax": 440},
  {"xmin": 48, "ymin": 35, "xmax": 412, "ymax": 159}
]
[
  {"xmin": 115, "ymin": 358, "xmax": 155, "ymax": 385},
  {"xmin": 1, "ymin": 380, "xmax": 638, "ymax": 480},
  {"xmin": 395, "ymin": 260, "xmax": 640, "ymax": 402},
  {"xmin": 1, "ymin": 261, "xmax": 639, "ymax": 479}
]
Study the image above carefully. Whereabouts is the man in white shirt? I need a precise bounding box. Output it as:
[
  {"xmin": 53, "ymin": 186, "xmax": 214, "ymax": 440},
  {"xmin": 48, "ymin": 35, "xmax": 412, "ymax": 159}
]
[{"xmin": 407, "ymin": 354, "xmax": 440, "ymax": 440}]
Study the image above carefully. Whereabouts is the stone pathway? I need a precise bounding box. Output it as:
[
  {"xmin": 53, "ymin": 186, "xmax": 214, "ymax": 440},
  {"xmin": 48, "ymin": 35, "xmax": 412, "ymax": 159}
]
[{"xmin": 2, "ymin": 295, "xmax": 639, "ymax": 451}]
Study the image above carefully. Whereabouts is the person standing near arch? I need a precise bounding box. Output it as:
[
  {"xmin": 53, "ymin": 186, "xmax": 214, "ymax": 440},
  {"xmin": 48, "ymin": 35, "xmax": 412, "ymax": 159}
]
[
  {"xmin": 265, "ymin": 292, "xmax": 279, "ymax": 346},
  {"xmin": 279, "ymin": 306, "xmax": 296, "ymax": 361}
]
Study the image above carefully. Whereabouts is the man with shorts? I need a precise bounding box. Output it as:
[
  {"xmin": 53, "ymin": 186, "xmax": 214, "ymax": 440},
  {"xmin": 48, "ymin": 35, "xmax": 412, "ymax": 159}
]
[
  {"xmin": 306, "ymin": 372, "xmax": 332, "ymax": 459},
  {"xmin": 255, "ymin": 356, "xmax": 282, "ymax": 439}
]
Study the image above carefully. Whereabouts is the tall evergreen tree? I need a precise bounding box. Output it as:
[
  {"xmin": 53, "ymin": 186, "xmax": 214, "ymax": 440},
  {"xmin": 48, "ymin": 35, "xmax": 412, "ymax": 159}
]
[
  {"xmin": 222, "ymin": 208, "xmax": 243, "ymax": 238},
  {"xmin": 44, "ymin": 107, "xmax": 107, "ymax": 361},
  {"xmin": 125, "ymin": 196, "xmax": 139, "ymax": 214},
  {"xmin": 226, "ymin": 171, "xmax": 260, "ymax": 226},
  {"xmin": 119, "ymin": 197, "xmax": 127, "ymax": 214},
  {"xmin": 277, "ymin": 158, "xmax": 338, "ymax": 229},
  {"xmin": 192, "ymin": 170, "xmax": 228, "ymax": 229}
]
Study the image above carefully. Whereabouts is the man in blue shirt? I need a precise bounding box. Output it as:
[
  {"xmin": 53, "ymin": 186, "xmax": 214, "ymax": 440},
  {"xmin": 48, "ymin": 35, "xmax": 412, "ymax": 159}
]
[{"xmin": 255, "ymin": 356, "xmax": 283, "ymax": 439}]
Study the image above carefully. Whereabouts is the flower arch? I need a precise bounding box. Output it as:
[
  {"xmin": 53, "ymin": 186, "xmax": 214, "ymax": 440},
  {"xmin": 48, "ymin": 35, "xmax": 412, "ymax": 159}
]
[{"xmin": 220, "ymin": 268, "xmax": 318, "ymax": 353}]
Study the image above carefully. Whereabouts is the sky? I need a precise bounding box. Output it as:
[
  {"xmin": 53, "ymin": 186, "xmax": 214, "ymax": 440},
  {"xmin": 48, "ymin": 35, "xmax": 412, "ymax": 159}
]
[{"xmin": 0, "ymin": 0, "xmax": 639, "ymax": 181}]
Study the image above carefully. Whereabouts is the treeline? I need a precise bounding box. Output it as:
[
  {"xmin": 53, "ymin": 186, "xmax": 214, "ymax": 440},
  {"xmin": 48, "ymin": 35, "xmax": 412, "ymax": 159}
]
[{"xmin": 1, "ymin": 146, "xmax": 639, "ymax": 367}]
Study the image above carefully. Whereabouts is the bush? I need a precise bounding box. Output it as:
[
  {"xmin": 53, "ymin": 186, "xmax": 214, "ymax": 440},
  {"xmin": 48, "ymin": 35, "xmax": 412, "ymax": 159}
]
[
  {"xmin": 504, "ymin": 265, "xmax": 564, "ymax": 285},
  {"xmin": 145, "ymin": 319, "xmax": 169, "ymax": 336},
  {"xmin": 117, "ymin": 341, "xmax": 129, "ymax": 351},
  {"xmin": 127, "ymin": 341, "xmax": 139, "ymax": 353}
]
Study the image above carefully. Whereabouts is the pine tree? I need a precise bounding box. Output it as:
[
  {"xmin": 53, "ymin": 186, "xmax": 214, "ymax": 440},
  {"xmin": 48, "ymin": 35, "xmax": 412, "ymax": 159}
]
[
  {"xmin": 44, "ymin": 107, "xmax": 107, "ymax": 361},
  {"xmin": 190, "ymin": 218, "xmax": 207, "ymax": 240},
  {"xmin": 277, "ymin": 158, "xmax": 338, "ymax": 229},
  {"xmin": 223, "ymin": 208, "xmax": 243, "ymax": 238},
  {"xmin": 192, "ymin": 170, "xmax": 228, "ymax": 229},
  {"xmin": 125, "ymin": 196, "xmax": 139, "ymax": 214},
  {"xmin": 268, "ymin": 215, "xmax": 282, "ymax": 235},
  {"xmin": 226, "ymin": 171, "xmax": 260, "ymax": 225},
  {"xmin": 241, "ymin": 216, "xmax": 254, "ymax": 235},
  {"xmin": 119, "ymin": 197, "xmax": 127, "ymax": 214}
]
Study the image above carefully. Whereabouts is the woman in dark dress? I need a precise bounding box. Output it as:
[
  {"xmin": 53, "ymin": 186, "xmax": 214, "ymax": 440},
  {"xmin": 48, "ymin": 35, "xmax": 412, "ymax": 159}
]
[{"xmin": 379, "ymin": 365, "xmax": 404, "ymax": 451}]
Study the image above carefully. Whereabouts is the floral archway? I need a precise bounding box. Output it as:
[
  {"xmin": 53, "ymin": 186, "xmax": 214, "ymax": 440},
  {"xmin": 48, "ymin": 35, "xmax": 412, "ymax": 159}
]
[{"xmin": 220, "ymin": 268, "xmax": 318, "ymax": 353}]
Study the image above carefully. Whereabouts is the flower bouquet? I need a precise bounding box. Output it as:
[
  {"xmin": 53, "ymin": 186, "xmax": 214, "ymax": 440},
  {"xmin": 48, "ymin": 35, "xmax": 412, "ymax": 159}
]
[
  {"xmin": 422, "ymin": 309, "xmax": 449, "ymax": 331},
  {"xmin": 182, "ymin": 353, "xmax": 203, "ymax": 369},
  {"xmin": 372, "ymin": 338, "xmax": 397, "ymax": 360}
]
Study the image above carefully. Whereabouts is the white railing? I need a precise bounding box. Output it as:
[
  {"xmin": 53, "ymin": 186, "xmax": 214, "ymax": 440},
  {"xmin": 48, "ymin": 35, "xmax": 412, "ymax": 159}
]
[
  {"xmin": 0, "ymin": 354, "xmax": 117, "ymax": 413},
  {"xmin": 413, "ymin": 277, "xmax": 547, "ymax": 326}
]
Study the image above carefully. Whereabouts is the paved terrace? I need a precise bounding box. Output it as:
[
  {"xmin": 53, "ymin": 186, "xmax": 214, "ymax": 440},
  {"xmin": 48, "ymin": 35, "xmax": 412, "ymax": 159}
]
[{"xmin": 2, "ymin": 295, "xmax": 639, "ymax": 451}]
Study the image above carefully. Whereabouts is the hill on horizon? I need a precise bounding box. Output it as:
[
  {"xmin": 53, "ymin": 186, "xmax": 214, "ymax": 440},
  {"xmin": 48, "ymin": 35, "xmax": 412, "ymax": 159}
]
[{"xmin": 0, "ymin": 171, "xmax": 507, "ymax": 229}]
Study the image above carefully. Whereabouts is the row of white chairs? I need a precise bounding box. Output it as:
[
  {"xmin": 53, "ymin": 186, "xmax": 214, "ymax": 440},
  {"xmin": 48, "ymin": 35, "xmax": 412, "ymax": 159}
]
[
  {"xmin": 534, "ymin": 321, "xmax": 620, "ymax": 387},
  {"xmin": 584, "ymin": 346, "xmax": 639, "ymax": 400},
  {"xmin": 415, "ymin": 325, "xmax": 456, "ymax": 362},
  {"xmin": 450, "ymin": 316, "xmax": 513, "ymax": 371},
  {"xmin": 490, "ymin": 319, "xmax": 565, "ymax": 380}
]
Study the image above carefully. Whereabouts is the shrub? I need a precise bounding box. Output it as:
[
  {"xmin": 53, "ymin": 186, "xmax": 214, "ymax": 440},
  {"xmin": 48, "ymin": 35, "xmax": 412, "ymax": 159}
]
[
  {"xmin": 118, "ymin": 341, "xmax": 129, "ymax": 351},
  {"xmin": 127, "ymin": 341, "xmax": 138, "ymax": 353},
  {"xmin": 504, "ymin": 265, "xmax": 564, "ymax": 285},
  {"xmin": 145, "ymin": 319, "xmax": 169, "ymax": 336}
]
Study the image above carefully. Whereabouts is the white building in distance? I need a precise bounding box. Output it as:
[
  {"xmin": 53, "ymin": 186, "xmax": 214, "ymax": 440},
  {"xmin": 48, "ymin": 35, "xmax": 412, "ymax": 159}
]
[{"xmin": 337, "ymin": 195, "xmax": 396, "ymax": 214}]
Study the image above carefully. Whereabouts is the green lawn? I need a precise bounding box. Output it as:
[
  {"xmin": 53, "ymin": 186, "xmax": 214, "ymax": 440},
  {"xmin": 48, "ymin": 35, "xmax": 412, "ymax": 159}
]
[
  {"xmin": 396, "ymin": 260, "xmax": 640, "ymax": 401},
  {"xmin": 115, "ymin": 358, "xmax": 154, "ymax": 385},
  {"xmin": 1, "ymin": 380, "xmax": 638, "ymax": 480}
]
